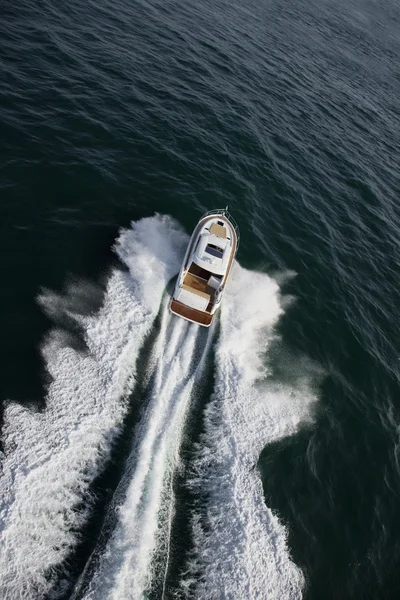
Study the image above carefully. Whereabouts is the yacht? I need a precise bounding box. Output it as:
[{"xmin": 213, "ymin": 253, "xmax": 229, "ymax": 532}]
[{"xmin": 170, "ymin": 208, "xmax": 239, "ymax": 326}]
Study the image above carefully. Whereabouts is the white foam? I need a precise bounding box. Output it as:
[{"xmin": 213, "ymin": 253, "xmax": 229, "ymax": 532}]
[
  {"xmin": 0, "ymin": 215, "xmax": 187, "ymax": 599},
  {"xmin": 0, "ymin": 213, "xmax": 318, "ymax": 599},
  {"xmin": 81, "ymin": 314, "xmax": 215, "ymax": 600},
  {"xmin": 183, "ymin": 264, "xmax": 319, "ymax": 600}
]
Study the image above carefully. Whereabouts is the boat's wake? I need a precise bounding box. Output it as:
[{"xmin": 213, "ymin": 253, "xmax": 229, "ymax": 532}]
[
  {"xmin": 79, "ymin": 309, "xmax": 215, "ymax": 600},
  {"xmin": 0, "ymin": 215, "xmax": 319, "ymax": 600},
  {"xmin": 182, "ymin": 266, "xmax": 318, "ymax": 600},
  {"xmin": 0, "ymin": 215, "xmax": 187, "ymax": 599}
]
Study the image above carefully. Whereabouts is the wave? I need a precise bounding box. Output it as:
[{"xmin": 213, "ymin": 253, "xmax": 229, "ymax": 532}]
[
  {"xmin": 0, "ymin": 215, "xmax": 187, "ymax": 599},
  {"xmin": 79, "ymin": 310, "xmax": 215, "ymax": 600},
  {"xmin": 0, "ymin": 215, "xmax": 320, "ymax": 600},
  {"xmin": 181, "ymin": 264, "xmax": 319, "ymax": 600}
]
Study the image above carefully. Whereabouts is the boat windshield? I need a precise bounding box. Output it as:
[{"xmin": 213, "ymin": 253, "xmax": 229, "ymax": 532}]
[{"xmin": 205, "ymin": 244, "xmax": 223, "ymax": 259}]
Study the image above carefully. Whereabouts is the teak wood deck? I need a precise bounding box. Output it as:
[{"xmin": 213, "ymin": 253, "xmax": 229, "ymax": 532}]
[
  {"xmin": 170, "ymin": 299, "xmax": 213, "ymax": 326},
  {"xmin": 182, "ymin": 273, "xmax": 210, "ymax": 299}
]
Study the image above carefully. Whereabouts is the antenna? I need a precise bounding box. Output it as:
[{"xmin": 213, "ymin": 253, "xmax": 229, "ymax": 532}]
[{"xmin": 225, "ymin": 205, "xmax": 229, "ymax": 213}]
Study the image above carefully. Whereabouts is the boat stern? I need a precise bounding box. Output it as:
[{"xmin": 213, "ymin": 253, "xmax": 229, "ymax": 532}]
[{"xmin": 169, "ymin": 298, "xmax": 213, "ymax": 327}]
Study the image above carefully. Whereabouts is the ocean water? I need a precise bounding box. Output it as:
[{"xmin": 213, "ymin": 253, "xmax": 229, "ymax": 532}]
[{"xmin": 1, "ymin": 0, "xmax": 400, "ymax": 598}]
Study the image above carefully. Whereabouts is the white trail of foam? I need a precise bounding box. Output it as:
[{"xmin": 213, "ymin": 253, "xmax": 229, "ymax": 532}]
[
  {"xmin": 184, "ymin": 265, "xmax": 319, "ymax": 600},
  {"xmin": 82, "ymin": 315, "xmax": 214, "ymax": 600},
  {"xmin": 0, "ymin": 215, "xmax": 187, "ymax": 599}
]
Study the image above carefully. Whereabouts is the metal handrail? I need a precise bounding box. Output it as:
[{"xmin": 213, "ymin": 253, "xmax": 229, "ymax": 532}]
[{"xmin": 201, "ymin": 207, "xmax": 240, "ymax": 250}]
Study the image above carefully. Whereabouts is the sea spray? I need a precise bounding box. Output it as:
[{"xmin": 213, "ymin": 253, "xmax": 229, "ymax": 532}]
[
  {"xmin": 0, "ymin": 215, "xmax": 187, "ymax": 599},
  {"xmin": 183, "ymin": 264, "xmax": 318, "ymax": 600},
  {"xmin": 81, "ymin": 315, "xmax": 215, "ymax": 600}
]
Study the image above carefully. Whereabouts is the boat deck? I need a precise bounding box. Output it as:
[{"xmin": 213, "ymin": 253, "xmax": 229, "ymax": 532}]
[
  {"xmin": 183, "ymin": 272, "xmax": 208, "ymax": 295},
  {"xmin": 170, "ymin": 212, "xmax": 238, "ymax": 327},
  {"xmin": 170, "ymin": 299, "xmax": 213, "ymax": 326}
]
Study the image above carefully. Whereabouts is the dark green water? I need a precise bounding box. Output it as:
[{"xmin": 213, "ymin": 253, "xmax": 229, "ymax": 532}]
[{"xmin": 1, "ymin": 0, "xmax": 400, "ymax": 598}]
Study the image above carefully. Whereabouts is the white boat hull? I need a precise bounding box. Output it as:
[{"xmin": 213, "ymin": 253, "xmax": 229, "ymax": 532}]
[{"xmin": 170, "ymin": 209, "xmax": 239, "ymax": 326}]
